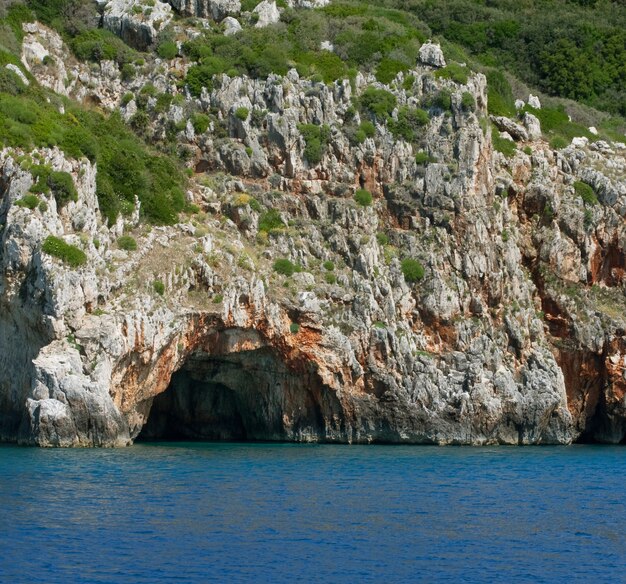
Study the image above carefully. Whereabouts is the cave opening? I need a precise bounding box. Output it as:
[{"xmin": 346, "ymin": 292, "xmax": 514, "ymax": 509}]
[{"xmin": 136, "ymin": 347, "xmax": 343, "ymax": 443}]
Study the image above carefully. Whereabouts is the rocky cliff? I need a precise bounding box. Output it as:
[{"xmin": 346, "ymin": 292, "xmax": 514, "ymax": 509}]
[{"xmin": 1, "ymin": 11, "xmax": 625, "ymax": 446}]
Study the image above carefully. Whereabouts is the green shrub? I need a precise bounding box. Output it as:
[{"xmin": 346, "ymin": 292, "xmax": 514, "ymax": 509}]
[
  {"xmin": 192, "ymin": 113, "xmax": 210, "ymax": 134},
  {"xmin": 42, "ymin": 235, "xmax": 87, "ymax": 268},
  {"xmin": 235, "ymin": 107, "xmax": 250, "ymax": 121},
  {"xmin": 401, "ymin": 258, "xmax": 425, "ymax": 283},
  {"xmin": 486, "ymin": 70, "xmax": 515, "ymax": 117},
  {"xmin": 389, "ymin": 106, "xmax": 429, "ymax": 142},
  {"xmin": 360, "ymin": 120, "xmax": 376, "ymax": 138},
  {"xmin": 30, "ymin": 169, "xmax": 78, "ymax": 207},
  {"xmin": 15, "ymin": 194, "xmax": 40, "ymax": 209},
  {"xmin": 358, "ymin": 87, "xmax": 397, "ymax": 121},
  {"xmin": 258, "ymin": 208, "xmax": 285, "ymax": 232},
  {"xmin": 212, "ymin": 293, "xmax": 223, "ymax": 304},
  {"xmin": 153, "ymin": 280, "xmax": 165, "ymax": 295},
  {"xmin": 431, "ymin": 89, "xmax": 452, "ymax": 112},
  {"xmin": 323, "ymin": 260, "xmax": 335, "ymax": 271},
  {"xmin": 435, "ymin": 63, "xmax": 469, "ymax": 85},
  {"xmin": 298, "ymin": 123, "xmax": 330, "ymax": 165},
  {"xmin": 121, "ymin": 63, "xmax": 135, "ymax": 82},
  {"xmin": 290, "ymin": 322, "xmax": 300, "ymax": 334},
  {"xmin": 71, "ymin": 29, "xmax": 135, "ymax": 65},
  {"xmin": 492, "ymin": 131, "xmax": 517, "ymax": 157},
  {"xmin": 574, "ymin": 181, "xmax": 598, "ymax": 205},
  {"xmin": 117, "ymin": 235, "xmax": 137, "ymax": 251},
  {"xmin": 354, "ymin": 188, "xmax": 373, "ymax": 207},
  {"xmin": 550, "ymin": 135, "xmax": 569, "ymax": 149},
  {"xmin": 376, "ymin": 58, "xmax": 408, "ymax": 84},
  {"xmin": 157, "ymin": 40, "xmax": 178, "ymax": 60},
  {"xmin": 376, "ymin": 232, "xmax": 389, "ymax": 246},
  {"xmin": 461, "ymin": 92, "xmax": 476, "ymax": 112},
  {"xmin": 324, "ymin": 272, "xmax": 337, "ymax": 284},
  {"xmin": 274, "ymin": 258, "xmax": 298, "ymax": 276},
  {"xmin": 415, "ymin": 151, "xmax": 436, "ymax": 165}
]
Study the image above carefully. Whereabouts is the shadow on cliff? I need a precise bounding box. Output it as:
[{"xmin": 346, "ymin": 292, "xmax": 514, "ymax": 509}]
[{"xmin": 135, "ymin": 346, "xmax": 346, "ymax": 443}]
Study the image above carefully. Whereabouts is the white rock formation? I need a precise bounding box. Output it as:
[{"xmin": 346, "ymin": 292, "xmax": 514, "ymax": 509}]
[{"xmin": 419, "ymin": 41, "xmax": 446, "ymax": 68}]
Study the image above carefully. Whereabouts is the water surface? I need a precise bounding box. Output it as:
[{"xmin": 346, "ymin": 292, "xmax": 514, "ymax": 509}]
[{"xmin": 0, "ymin": 443, "xmax": 624, "ymax": 583}]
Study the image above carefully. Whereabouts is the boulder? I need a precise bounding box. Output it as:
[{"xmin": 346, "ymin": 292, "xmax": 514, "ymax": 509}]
[
  {"xmin": 419, "ymin": 41, "xmax": 446, "ymax": 68},
  {"xmin": 253, "ymin": 0, "xmax": 280, "ymax": 27}
]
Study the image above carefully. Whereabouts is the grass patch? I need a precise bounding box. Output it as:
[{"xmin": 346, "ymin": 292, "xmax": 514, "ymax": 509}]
[
  {"xmin": 42, "ymin": 235, "xmax": 87, "ymax": 268},
  {"xmin": 117, "ymin": 235, "xmax": 138, "ymax": 251},
  {"xmin": 401, "ymin": 258, "xmax": 425, "ymax": 283},
  {"xmin": 354, "ymin": 188, "xmax": 373, "ymax": 207}
]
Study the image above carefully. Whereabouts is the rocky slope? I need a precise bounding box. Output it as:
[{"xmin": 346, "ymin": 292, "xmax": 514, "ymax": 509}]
[{"xmin": 1, "ymin": 10, "xmax": 625, "ymax": 446}]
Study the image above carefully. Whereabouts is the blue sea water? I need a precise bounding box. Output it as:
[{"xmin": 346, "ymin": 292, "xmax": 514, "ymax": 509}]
[{"xmin": 0, "ymin": 443, "xmax": 624, "ymax": 583}]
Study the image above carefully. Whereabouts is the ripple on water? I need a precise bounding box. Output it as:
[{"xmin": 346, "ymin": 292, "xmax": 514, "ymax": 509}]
[{"xmin": 0, "ymin": 443, "xmax": 624, "ymax": 583}]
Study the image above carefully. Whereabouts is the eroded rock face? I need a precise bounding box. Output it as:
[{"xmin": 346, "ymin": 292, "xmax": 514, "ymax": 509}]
[
  {"xmin": 2, "ymin": 26, "xmax": 626, "ymax": 446},
  {"xmin": 101, "ymin": 0, "xmax": 173, "ymax": 50},
  {"xmin": 168, "ymin": 0, "xmax": 241, "ymax": 20}
]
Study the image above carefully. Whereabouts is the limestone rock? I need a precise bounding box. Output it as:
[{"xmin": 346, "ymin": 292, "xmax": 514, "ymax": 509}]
[
  {"xmin": 5, "ymin": 64, "xmax": 29, "ymax": 86},
  {"xmin": 222, "ymin": 16, "xmax": 242, "ymax": 35},
  {"xmin": 419, "ymin": 42, "xmax": 446, "ymax": 68},
  {"xmin": 169, "ymin": 0, "xmax": 241, "ymax": 20},
  {"xmin": 253, "ymin": 0, "xmax": 280, "ymax": 27},
  {"xmin": 102, "ymin": 0, "xmax": 173, "ymax": 50}
]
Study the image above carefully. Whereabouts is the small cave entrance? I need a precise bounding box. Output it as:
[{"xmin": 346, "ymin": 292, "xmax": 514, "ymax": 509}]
[{"xmin": 136, "ymin": 347, "xmax": 343, "ymax": 443}]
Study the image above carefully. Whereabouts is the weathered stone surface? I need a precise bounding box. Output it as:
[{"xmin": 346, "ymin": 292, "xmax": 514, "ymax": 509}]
[
  {"xmin": 3, "ymin": 23, "xmax": 626, "ymax": 447},
  {"xmin": 253, "ymin": 0, "xmax": 280, "ymax": 27},
  {"xmin": 169, "ymin": 0, "xmax": 241, "ymax": 20},
  {"xmin": 419, "ymin": 42, "xmax": 446, "ymax": 68},
  {"xmin": 101, "ymin": 0, "xmax": 173, "ymax": 50}
]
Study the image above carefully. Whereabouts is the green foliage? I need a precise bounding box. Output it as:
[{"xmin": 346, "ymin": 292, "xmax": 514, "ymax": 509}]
[
  {"xmin": 415, "ymin": 151, "xmax": 436, "ymax": 165},
  {"xmin": 461, "ymin": 91, "xmax": 475, "ymax": 112},
  {"xmin": 274, "ymin": 258, "xmax": 298, "ymax": 276},
  {"xmin": 322, "ymin": 260, "xmax": 335, "ymax": 271},
  {"xmin": 15, "ymin": 193, "xmax": 40, "ymax": 209},
  {"xmin": 523, "ymin": 105, "xmax": 593, "ymax": 147},
  {"xmin": 389, "ymin": 106, "xmax": 429, "ymax": 142},
  {"xmin": 153, "ymin": 280, "xmax": 165, "ymax": 296},
  {"xmin": 574, "ymin": 181, "xmax": 598, "ymax": 205},
  {"xmin": 290, "ymin": 322, "xmax": 300, "ymax": 334},
  {"xmin": 549, "ymin": 136, "xmax": 569, "ymax": 150},
  {"xmin": 47, "ymin": 170, "xmax": 77, "ymax": 206},
  {"xmin": 486, "ymin": 70, "xmax": 514, "ymax": 116},
  {"xmin": 28, "ymin": 166, "xmax": 77, "ymax": 207},
  {"xmin": 401, "ymin": 258, "xmax": 425, "ymax": 283},
  {"xmin": 157, "ymin": 40, "xmax": 177, "ymax": 60},
  {"xmin": 376, "ymin": 232, "xmax": 389, "ymax": 246},
  {"xmin": 430, "ymin": 89, "xmax": 452, "ymax": 112},
  {"xmin": 0, "ymin": 81, "xmax": 186, "ymax": 226},
  {"xmin": 298, "ymin": 123, "xmax": 330, "ymax": 165},
  {"xmin": 192, "ymin": 113, "xmax": 210, "ymax": 134},
  {"xmin": 409, "ymin": 0, "xmax": 626, "ymax": 115},
  {"xmin": 42, "ymin": 235, "xmax": 86, "ymax": 268},
  {"xmin": 235, "ymin": 107, "xmax": 250, "ymax": 121},
  {"xmin": 376, "ymin": 58, "xmax": 408, "ymax": 84},
  {"xmin": 354, "ymin": 188, "xmax": 373, "ymax": 207},
  {"xmin": 117, "ymin": 235, "xmax": 137, "ymax": 251},
  {"xmin": 434, "ymin": 63, "xmax": 469, "ymax": 85},
  {"xmin": 324, "ymin": 272, "xmax": 337, "ymax": 284},
  {"xmin": 358, "ymin": 87, "xmax": 397, "ymax": 121},
  {"xmin": 71, "ymin": 29, "xmax": 135, "ymax": 65},
  {"xmin": 258, "ymin": 208, "xmax": 285, "ymax": 233},
  {"xmin": 492, "ymin": 128, "xmax": 517, "ymax": 157},
  {"xmin": 360, "ymin": 120, "xmax": 376, "ymax": 138}
]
